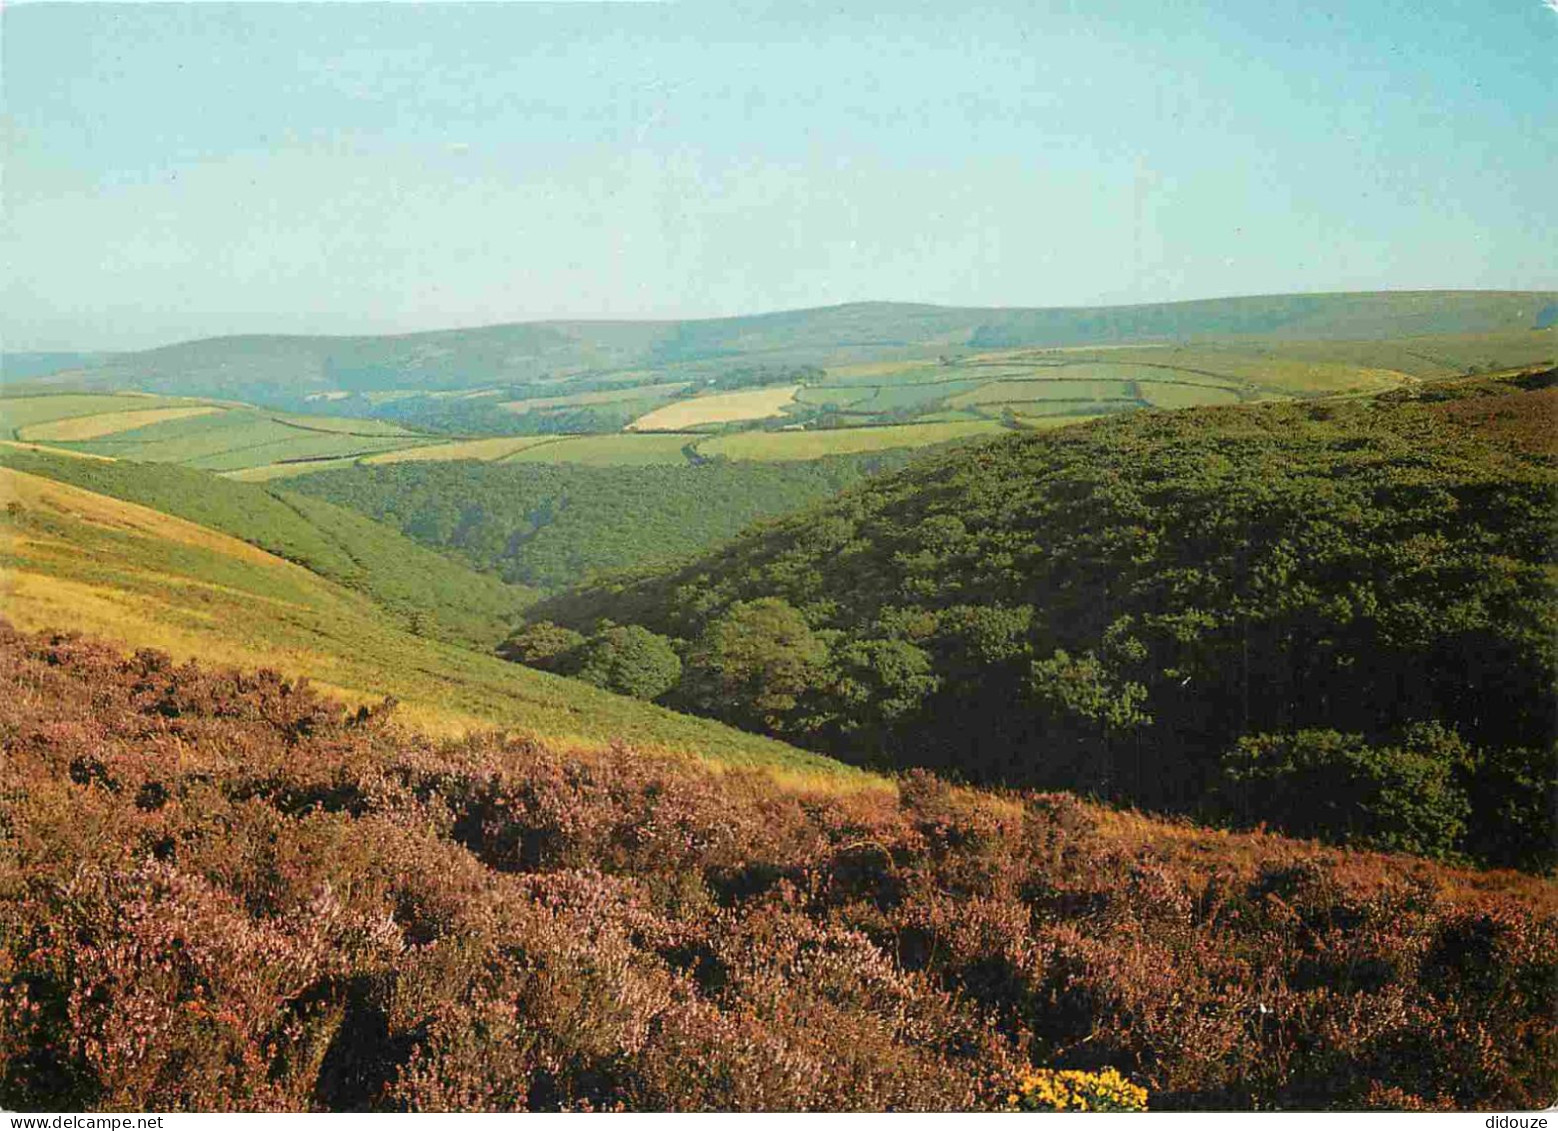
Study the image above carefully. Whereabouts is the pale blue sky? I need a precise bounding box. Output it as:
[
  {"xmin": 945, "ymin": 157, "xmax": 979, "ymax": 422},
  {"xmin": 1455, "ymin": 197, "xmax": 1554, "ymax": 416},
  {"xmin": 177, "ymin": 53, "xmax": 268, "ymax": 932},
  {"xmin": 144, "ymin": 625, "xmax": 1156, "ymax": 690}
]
[{"xmin": 4, "ymin": 1, "xmax": 1555, "ymax": 349}]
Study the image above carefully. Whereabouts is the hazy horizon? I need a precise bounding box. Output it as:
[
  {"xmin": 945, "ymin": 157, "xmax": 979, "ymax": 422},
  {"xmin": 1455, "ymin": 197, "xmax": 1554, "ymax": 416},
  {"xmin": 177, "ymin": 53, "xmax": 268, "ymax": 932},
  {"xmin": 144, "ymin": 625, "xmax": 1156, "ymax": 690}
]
[
  {"xmin": 8, "ymin": 286, "xmax": 1558, "ymax": 360},
  {"xmin": 4, "ymin": 1, "xmax": 1556, "ymax": 351}
]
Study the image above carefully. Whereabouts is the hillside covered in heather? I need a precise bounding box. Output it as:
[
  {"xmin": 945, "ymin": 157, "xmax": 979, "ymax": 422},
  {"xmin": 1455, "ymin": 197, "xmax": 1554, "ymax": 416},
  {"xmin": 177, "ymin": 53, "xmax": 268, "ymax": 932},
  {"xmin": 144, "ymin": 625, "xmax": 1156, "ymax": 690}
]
[
  {"xmin": 2, "ymin": 625, "xmax": 1555, "ymax": 1112},
  {"xmin": 526, "ymin": 369, "xmax": 1558, "ymax": 872}
]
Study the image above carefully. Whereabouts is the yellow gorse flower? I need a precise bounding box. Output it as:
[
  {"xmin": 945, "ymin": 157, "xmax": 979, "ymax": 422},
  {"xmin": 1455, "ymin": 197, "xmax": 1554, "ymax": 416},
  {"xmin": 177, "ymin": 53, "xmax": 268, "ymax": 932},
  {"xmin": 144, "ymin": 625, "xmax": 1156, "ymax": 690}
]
[{"xmin": 1006, "ymin": 1068, "xmax": 1148, "ymax": 1112}]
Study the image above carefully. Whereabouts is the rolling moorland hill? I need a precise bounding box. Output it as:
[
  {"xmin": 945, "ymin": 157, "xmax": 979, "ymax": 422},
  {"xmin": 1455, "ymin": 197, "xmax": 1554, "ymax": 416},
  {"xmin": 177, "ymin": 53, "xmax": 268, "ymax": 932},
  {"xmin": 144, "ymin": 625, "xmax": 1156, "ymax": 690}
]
[
  {"xmin": 527, "ymin": 368, "xmax": 1558, "ymax": 872},
  {"xmin": 0, "ymin": 464, "xmax": 853, "ymax": 780},
  {"xmin": 11, "ymin": 292, "xmax": 1554, "ymax": 425},
  {"xmin": 1, "ymin": 624, "xmax": 1553, "ymax": 1111}
]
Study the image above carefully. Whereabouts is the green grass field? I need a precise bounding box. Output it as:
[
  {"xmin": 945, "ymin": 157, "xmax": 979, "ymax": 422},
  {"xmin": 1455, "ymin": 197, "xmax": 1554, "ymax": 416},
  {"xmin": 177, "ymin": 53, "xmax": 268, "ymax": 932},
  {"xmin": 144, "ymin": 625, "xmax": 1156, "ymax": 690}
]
[
  {"xmin": 949, "ymin": 378, "xmax": 1139, "ymax": 406},
  {"xmin": 363, "ymin": 434, "xmax": 562, "ymax": 464},
  {"xmin": 0, "ymin": 466, "xmax": 866, "ymax": 784},
  {"xmin": 37, "ymin": 406, "xmax": 428, "ymax": 470},
  {"xmin": 1139, "ymin": 383, "xmax": 1244, "ymax": 409},
  {"xmin": 697, "ymin": 420, "xmax": 1005, "ymax": 460},
  {"xmin": 501, "ymin": 432, "xmax": 699, "ymax": 465},
  {"xmin": 856, "ymin": 379, "xmax": 988, "ymax": 411}
]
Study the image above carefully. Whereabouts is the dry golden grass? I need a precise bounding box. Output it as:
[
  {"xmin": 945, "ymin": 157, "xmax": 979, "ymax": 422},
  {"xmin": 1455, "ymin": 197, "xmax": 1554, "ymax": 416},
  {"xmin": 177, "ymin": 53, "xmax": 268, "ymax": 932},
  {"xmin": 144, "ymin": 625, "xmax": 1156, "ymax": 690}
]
[
  {"xmin": 626, "ymin": 385, "xmax": 800, "ymax": 431},
  {"xmin": 0, "ymin": 468, "xmax": 281, "ymax": 566},
  {"xmin": 19, "ymin": 405, "xmax": 224, "ymax": 442}
]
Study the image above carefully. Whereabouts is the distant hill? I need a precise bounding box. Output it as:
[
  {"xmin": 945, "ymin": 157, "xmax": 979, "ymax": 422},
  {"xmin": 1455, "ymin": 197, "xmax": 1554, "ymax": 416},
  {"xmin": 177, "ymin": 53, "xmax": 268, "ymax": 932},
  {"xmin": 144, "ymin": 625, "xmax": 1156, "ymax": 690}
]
[
  {"xmin": 24, "ymin": 291, "xmax": 1556, "ymax": 409},
  {"xmin": 1, "ymin": 351, "xmax": 113, "ymax": 382}
]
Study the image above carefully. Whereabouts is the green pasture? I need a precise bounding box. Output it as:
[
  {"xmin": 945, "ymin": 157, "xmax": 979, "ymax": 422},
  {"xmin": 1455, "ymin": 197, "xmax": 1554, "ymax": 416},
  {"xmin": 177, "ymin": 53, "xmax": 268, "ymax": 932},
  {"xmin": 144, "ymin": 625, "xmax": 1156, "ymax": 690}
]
[
  {"xmin": 696, "ymin": 420, "xmax": 1005, "ymax": 461},
  {"xmin": 501, "ymin": 432, "xmax": 698, "ymax": 466},
  {"xmin": 47, "ymin": 408, "xmax": 426, "ymax": 470}
]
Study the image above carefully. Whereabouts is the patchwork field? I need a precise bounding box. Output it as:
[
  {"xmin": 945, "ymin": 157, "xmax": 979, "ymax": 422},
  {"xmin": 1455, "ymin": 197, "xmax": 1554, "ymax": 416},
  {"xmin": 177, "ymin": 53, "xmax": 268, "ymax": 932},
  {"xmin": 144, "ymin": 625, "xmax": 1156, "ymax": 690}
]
[
  {"xmin": 0, "ymin": 466, "xmax": 861, "ymax": 780},
  {"xmin": 18, "ymin": 404, "xmax": 223, "ymax": 441},
  {"xmin": 785, "ymin": 347, "xmax": 1427, "ymax": 424},
  {"xmin": 627, "ymin": 385, "xmax": 799, "ymax": 431},
  {"xmin": 0, "ymin": 392, "xmax": 209, "ymax": 434},
  {"xmin": 0, "ymin": 395, "xmax": 431, "ymax": 472},
  {"xmin": 11, "ymin": 325, "xmax": 1547, "ymax": 482},
  {"xmin": 1140, "ymin": 383, "xmax": 1244, "ymax": 408}
]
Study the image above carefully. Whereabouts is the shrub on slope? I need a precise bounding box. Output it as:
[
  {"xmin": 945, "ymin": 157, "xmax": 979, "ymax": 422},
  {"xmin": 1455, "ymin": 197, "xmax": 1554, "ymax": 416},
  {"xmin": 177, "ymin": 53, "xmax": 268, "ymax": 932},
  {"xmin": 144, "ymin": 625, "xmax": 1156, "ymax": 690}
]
[{"xmin": 1, "ymin": 625, "xmax": 1554, "ymax": 1111}]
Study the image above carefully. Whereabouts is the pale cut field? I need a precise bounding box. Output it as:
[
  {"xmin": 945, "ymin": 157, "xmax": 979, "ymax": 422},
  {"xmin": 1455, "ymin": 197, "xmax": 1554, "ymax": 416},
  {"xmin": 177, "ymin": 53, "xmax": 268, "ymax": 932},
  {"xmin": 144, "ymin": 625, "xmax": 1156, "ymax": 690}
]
[
  {"xmin": 363, "ymin": 435, "xmax": 561, "ymax": 464},
  {"xmin": 698, "ymin": 420, "xmax": 1005, "ymax": 461},
  {"xmin": 20, "ymin": 404, "xmax": 225, "ymax": 442},
  {"xmin": 626, "ymin": 385, "xmax": 800, "ymax": 431}
]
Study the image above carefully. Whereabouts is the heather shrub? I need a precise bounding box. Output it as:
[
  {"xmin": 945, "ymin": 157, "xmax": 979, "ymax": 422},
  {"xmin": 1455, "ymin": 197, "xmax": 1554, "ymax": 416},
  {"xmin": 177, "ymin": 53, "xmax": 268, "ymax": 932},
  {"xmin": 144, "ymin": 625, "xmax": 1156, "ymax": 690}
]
[{"xmin": 1, "ymin": 623, "xmax": 1553, "ymax": 1112}]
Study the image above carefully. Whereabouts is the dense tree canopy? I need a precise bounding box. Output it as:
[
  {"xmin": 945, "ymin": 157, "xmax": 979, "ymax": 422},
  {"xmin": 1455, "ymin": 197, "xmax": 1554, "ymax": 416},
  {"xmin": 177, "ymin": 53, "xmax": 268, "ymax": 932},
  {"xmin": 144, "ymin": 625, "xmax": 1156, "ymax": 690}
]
[
  {"xmin": 532, "ymin": 371, "xmax": 1558, "ymax": 870},
  {"xmin": 289, "ymin": 452, "xmax": 919, "ymax": 591}
]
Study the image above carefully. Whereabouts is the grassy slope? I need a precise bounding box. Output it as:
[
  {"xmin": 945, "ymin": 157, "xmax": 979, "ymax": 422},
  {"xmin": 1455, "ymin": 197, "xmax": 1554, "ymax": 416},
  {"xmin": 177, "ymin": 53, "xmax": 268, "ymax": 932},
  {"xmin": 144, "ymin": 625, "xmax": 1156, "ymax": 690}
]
[
  {"xmin": 0, "ymin": 467, "xmax": 863, "ymax": 783},
  {"xmin": 0, "ymin": 446, "xmax": 534, "ymax": 647}
]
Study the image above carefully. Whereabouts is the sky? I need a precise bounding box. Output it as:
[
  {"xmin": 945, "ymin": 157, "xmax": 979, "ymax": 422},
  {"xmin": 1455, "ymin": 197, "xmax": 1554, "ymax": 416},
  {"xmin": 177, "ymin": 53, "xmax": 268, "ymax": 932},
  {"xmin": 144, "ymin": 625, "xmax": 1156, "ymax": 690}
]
[{"xmin": 3, "ymin": 0, "xmax": 1556, "ymax": 350}]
